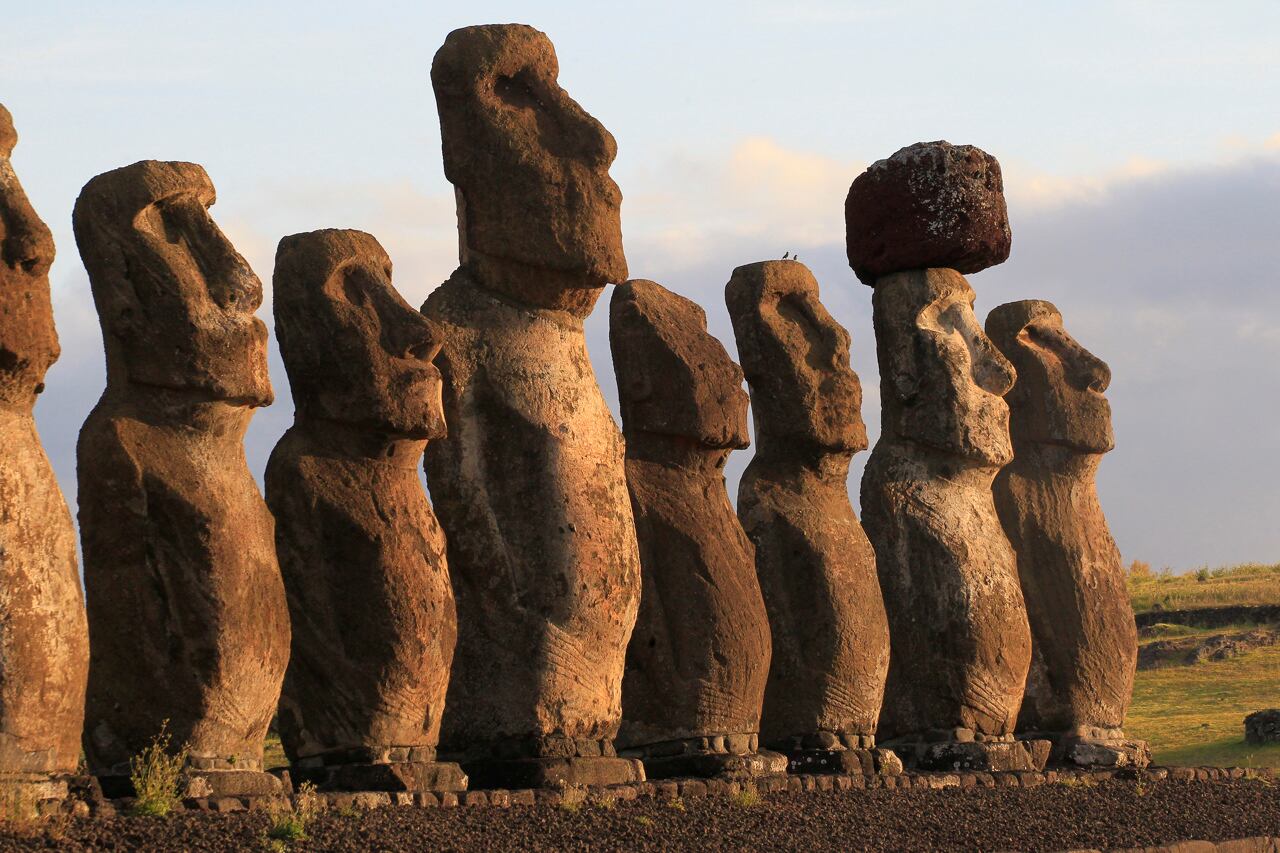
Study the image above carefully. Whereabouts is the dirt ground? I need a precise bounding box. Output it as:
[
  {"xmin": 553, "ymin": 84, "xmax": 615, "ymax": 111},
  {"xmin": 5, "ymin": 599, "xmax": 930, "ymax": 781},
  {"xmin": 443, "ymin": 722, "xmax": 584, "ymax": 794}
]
[{"xmin": 2, "ymin": 777, "xmax": 1278, "ymax": 852}]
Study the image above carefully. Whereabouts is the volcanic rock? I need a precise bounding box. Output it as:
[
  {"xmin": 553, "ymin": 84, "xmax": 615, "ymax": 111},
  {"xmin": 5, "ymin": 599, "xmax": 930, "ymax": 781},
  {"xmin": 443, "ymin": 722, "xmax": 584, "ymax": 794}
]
[
  {"xmin": 0, "ymin": 103, "xmax": 89, "ymax": 779},
  {"xmin": 611, "ymin": 279, "xmax": 779, "ymax": 779},
  {"xmin": 74, "ymin": 160, "xmax": 289, "ymax": 792},
  {"xmin": 266, "ymin": 229, "xmax": 464, "ymax": 792},
  {"xmin": 987, "ymin": 299, "xmax": 1144, "ymax": 767},
  {"xmin": 422, "ymin": 24, "xmax": 643, "ymax": 788},
  {"xmin": 726, "ymin": 260, "xmax": 890, "ymax": 759},
  {"xmin": 845, "ymin": 141, "xmax": 1011, "ymax": 286},
  {"xmin": 859, "ymin": 268, "xmax": 1031, "ymax": 752}
]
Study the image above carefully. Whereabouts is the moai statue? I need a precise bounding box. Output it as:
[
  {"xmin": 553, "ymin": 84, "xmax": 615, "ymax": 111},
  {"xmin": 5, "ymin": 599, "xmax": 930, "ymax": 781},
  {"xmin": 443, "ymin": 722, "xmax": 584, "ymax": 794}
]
[
  {"xmin": 987, "ymin": 300, "xmax": 1148, "ymax": 768},
  {"xmin": 75, "ymin": 161, "xmax": 290, "ymax": 798},
  {"xmin": 421, "ymin": 24, "xmax": 644, "ymax": 788},
  {"xmin": 266, "ymin": 229, "xmax": 466, "ymax": 793},
  {"xmin": 726, "ymin": 260, "xmax": 898, "ymax": 777},
  {"xmin": 0, "ymin": 104, "xmax": 90, "ymax": 805},
  {"xmin": 609, "ymin": 279, "xmax": 784, "ymax": 780},
  {"xmin": 847, "ymin": 142, "xmax": 1044, "ymax": 772}
]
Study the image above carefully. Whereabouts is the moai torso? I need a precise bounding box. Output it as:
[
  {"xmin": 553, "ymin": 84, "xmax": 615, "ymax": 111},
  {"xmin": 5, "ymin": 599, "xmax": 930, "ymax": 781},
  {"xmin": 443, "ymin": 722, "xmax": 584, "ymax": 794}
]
[
  {"xmin": 74, "ymin": 161, "xmax": 289, "ymax": 775},
  {"xmin": 422, "ymin": 25, "xmax": 641, "ymax": 766},
  {"xmin": 988, "ymin": 300, "xmax": 1136, "ymax": 737},
  {"xmin": 847, "ymin": 142, "xmax": 1030, "ymax": 743},
  {"xmin": 727, "ymin": 260, "xmax": 889, "ymax": 750},
  {"xmin": 0, "ymin": 104, "xmax": 89, "ymax": 777},
  {"xmin": 266, "ymin": 230, "xmax": 457, "ymax": 771},
  {"xmin": 611, "ymin": 279, "xmax": 770, "ymax": 752}
]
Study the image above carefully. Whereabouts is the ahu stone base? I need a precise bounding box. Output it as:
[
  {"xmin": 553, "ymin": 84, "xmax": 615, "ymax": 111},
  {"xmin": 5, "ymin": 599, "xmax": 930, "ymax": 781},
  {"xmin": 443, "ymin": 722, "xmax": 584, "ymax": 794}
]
[
  {"xmin": 783, "ymin": 747, "xmax": 904, "ymax": 776},
  {"xmin": 292, "ymin": 761, "xmax": 467, "ymax": 793},
  {"xmin": 1057, "ymin": 736, "xmax": 1151, "ymax": 769},
  {"xmin": 458, "ymin": 756, "xmax": 645, "ymax": 790},
  {"xmin": 619, "ymin": 733, "xmax": 787, "ymax": 780},
  {"xmin": 886, "ymin": 736, "xmax": 1052, "ymax": 772}
]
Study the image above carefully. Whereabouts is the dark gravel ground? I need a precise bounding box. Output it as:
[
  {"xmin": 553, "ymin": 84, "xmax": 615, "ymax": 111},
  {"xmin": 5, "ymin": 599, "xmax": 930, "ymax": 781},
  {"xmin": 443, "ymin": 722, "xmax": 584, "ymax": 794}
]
[{"xmin": 2, "ymin": 778, "xmax": 1278, "ymax": 852}]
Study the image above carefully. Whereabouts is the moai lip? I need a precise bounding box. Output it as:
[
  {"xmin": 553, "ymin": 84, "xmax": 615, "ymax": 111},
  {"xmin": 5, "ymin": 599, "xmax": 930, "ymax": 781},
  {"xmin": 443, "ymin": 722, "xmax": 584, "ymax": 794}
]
[
  {"xmin": 74, "ymin": 159, "xmax": 289, "ymax": 797},
  {"xmin": 726, "ymin": 260, "xmax": 893, "ymax": 776},
  {"xmin": 610, "ymin": 279, "xmax": 783, "ymax": 780},
  {"xmin": 0, "ymin": 102, "xmax": 90, "ymax": 786},
  {"xmin": 266, "ymin": 229, "xmax": 465, "ymax": 793},
  {"xmin": 421, "ymin": 24, "xmax": 643, "ymax": 789},
  {"xmin": 988, "ymin": 299, "xmax": 1146, "ymax": 769}
]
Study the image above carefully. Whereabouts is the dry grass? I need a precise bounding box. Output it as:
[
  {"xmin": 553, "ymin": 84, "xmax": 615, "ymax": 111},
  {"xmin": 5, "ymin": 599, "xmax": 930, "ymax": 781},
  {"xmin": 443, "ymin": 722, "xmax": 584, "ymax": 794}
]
[
  {"xmin": 1126, "ymin": 642, "xmax": 1280, "ymax": 768},
  {"xmin": 129, "ymin": 722, "xmax": 187, "ymax": 818},
  {"xmin": 1128, "ymin": 561, "xmax": 1280, "ymax": 614}
]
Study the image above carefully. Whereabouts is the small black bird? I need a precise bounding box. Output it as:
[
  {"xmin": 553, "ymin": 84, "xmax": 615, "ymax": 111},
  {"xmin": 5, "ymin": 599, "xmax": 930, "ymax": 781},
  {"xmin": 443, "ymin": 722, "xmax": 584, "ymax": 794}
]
[{"xmin": 782, "ymin": 251, "xmax": 790, "ymax": 259}]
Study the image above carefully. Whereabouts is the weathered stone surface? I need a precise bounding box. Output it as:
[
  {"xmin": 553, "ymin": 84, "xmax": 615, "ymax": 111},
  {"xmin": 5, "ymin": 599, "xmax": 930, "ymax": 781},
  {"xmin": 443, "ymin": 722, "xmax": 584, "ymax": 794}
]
[
  {"xmin": 726, "ymin": 260, "xmax": 890, "ymax": 751},
  {"xmin": 432, "ymin": 23, "xmax": 627, "ymax": 316},
  {"xmin": 987, "ymin": 300, "xmax": 1139, "ymax": 749},
  {"xmin": 845, "ymin": 142, "xmax": 1011, "ymax": 286},
  {"xmin": 422, "ymin": 25, "xmax": 641, "ymax": 786},
  {"xmin": 859, "ymin": 268, "xmax": 1030, "ymax": 742},
  {"xmin": 1245, "ymin": 710, "xmax": 1280, "ymax": 745},
  {"xmin": 74, "ymin": 160, "xmax": 289, "ymax": 778},
  {"xmin": 609, "ymin": 279, "xmax": 772, "ymax": 775},
  {"xmin": 266, "ymin": 229, "xmax": 461, "ymax": 790},
  {"xmin": 0, "ymin": 103, "xmax": 89, "ymax": 777}
]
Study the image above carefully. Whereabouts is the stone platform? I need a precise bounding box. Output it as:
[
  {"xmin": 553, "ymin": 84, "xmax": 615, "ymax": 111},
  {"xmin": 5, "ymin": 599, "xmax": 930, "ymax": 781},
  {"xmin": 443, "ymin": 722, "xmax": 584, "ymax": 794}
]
[
  {"xmin": 619, "ymin": 733, "xmax": 787, "ymax": 780},
  {"xmin": 292, "ymin": 761, "xmax": 467, "ymax": 793},
  {"xmin": 886, "ymin": 736, "xmax": 1053, "ymax": 772}
]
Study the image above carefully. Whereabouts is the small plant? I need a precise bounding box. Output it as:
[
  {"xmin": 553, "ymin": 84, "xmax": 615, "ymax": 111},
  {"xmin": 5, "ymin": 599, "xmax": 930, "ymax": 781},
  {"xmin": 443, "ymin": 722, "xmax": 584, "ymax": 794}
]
[
  {"xmin": 129, "ymin": 721, "xmax": 187, "ymax": 817},
  {"xmin": 265, "ymin": 782, "xmax": 319, "ymax": 844},
  {"xmin": 1195, "ymin": 568, "xmax": 1211, "ymax": 583},
  {"xmin": 554, "ymin": 781, "xmax": 588, "ymax": 813},
  {"xmin": 666, "ymin": 795, "xmax": 686, "ymax": 812},
  {"xmin": 730, "ymin": 786, "xmax": 760, "ymax": 808},
  {"xmin": 635, "ymin": 815, "xmax": 653, "ymax": 827},
  {"xmin": 335, "ymin": 801, "xmax": 360, "ymax": 819},
  {"xmin": 591, "ymin": 791, "xmax": 616, "ymax": 810},
  {"xmin": 1054, "ymin": 774, "xmax": 1094, "ymax": 788}
]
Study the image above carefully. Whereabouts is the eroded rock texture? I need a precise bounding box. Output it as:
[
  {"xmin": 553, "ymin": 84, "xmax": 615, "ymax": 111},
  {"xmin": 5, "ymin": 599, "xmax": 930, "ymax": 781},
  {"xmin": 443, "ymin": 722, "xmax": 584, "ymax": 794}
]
[
  {"xmin": 422, "ymin": 24, "xmax": 642, "ymax": 788},
  {"xmin": 0, "ymin": 103, "xmax": 89, "ymax": 780},
  {"xmin": 611, "ymin": 279, "xmax": 779, "ymax": 778},
  {"xmin": 74, "ymin": 161, "xmax": 289, "ymax": 787},
  {"xmin": 726, "ymin": 260, "xmax": 889, "ymax": 759},
  {"xmin": 845, "ymin": 142, "xmax": 1011, "ymax": 286},
  {"xmin": 859, "ymin": 268, "xmax": 1031, "ymax": 751},
  {"xmin": 266, "ymin": 229, "xmax": 464, "ymax": 792},
  {"xmin": 988, "ymin": 300, "xmax": 1144, "ymax": 766}
]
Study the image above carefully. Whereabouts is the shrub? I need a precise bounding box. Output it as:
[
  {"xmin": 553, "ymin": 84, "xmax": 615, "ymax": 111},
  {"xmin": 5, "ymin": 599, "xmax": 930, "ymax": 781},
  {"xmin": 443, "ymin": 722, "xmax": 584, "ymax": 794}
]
[
  {"xmin": 129, "ymin": 721, "xmax": 187, "ymax": 818},
  {"xmin": 266, "ymin": 781, "xmax": 319, "ymax": 843}
]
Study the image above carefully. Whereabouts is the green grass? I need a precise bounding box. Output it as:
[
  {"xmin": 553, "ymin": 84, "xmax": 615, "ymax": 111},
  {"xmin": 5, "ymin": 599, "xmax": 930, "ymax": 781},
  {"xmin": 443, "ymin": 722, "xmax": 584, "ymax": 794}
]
[
  {"xmin": 1126, "ymin": 642, "xmax": 1280, "ymax": 767},
  {"xmin": 1128, "ymin": 561, "xmax": 1280, "ymax": 614}
]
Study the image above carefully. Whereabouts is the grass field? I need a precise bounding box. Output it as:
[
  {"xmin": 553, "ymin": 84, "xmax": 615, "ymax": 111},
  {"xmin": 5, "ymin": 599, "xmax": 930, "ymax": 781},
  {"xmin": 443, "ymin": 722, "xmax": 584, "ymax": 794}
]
[
  {"xmin": 1128, "ymin": 561, "xmax": 1280, "ymax": 614},
  {"xmin": 1127, "ymin": 560, "xmax": 1279, "ymax": 767}
]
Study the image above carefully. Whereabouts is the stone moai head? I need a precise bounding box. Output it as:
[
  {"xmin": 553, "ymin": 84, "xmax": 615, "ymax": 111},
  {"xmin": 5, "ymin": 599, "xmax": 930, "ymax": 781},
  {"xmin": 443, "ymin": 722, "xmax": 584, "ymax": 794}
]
[
  {"xmin": 610, "ymin": 279, "xmax": 749, "ymax": 450},
  {"xmin": 73, "ymin": 161, "xmax": 272, "ymax": 406},
  {"xmin": 873, "ymin": 268, "xmax": 1016, "ymax": 466},
  {"xmin": 0, "ymin": 103, "xmax": 59, "ymax": 409},
  {"xmin": 986, "ymin": 300, "xmax": 1114, "ymax": 454},
  {"xmin": 273, "ymin": 229, "xmax": 446, "ymax": 440},
  {"xmin": 431, "ymin": 24, "xmax": 628, "ymax": 312},
  {"xmin": 845, "ymin": 141, "xmax": 1011, "ymax": 287},
  {"xmin": 725, "ymin": 260, "xmax": 865, "ymax": 455}
]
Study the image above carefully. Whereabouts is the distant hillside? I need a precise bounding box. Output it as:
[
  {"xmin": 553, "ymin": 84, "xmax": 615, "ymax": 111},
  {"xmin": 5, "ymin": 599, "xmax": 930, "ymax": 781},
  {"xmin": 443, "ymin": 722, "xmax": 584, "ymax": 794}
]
[{"xmin": 1128, "ymin": 562, "xmax": 1280, "ymax": 614}]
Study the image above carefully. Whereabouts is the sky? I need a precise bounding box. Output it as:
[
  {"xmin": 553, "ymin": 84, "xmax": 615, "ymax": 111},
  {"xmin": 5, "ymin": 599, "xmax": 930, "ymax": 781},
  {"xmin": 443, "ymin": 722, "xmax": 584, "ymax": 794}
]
[{"xmin": 4, "ymin": 0, "xmax": 1279, "ymax": 571}]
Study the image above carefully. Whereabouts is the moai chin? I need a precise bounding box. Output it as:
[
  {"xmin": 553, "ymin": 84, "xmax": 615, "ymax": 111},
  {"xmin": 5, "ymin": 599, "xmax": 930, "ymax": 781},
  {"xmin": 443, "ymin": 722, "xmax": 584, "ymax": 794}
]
[
  {"xmin": 726, "ymin": 260, "xmax": 898, "ymax": 777},
  {"xmin": 610, "ymin": 278, "xmax": 784, "ymax": 780},
  {"xmin": 987, "ymin": 300, "xmax": 1148, "ymax": 769},
  {"xmin": 74, "ymin": 160, "xmax": 290, "ymax": 797},
  {"xmin": 421, "ymin": 24, "xmax": 644, "ymax": 788},
  {"xmin": 849, "ymin": 142, "xmax": 1041, "ymax": 772},
  {"xmin": 0, "ymin": 104, "xmax": 90, "ymax": 798},
  {"xmin": 266, "ymin": 229, "xmax": 466, "ymax": 793}
]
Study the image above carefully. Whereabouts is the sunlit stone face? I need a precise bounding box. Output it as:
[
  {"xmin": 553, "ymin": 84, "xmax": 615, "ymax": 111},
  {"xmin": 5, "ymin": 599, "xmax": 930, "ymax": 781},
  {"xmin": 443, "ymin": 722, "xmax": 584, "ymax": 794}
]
[{"xmin": 74, "ymin": 160, "xmax": 273, "ymax": 406}]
